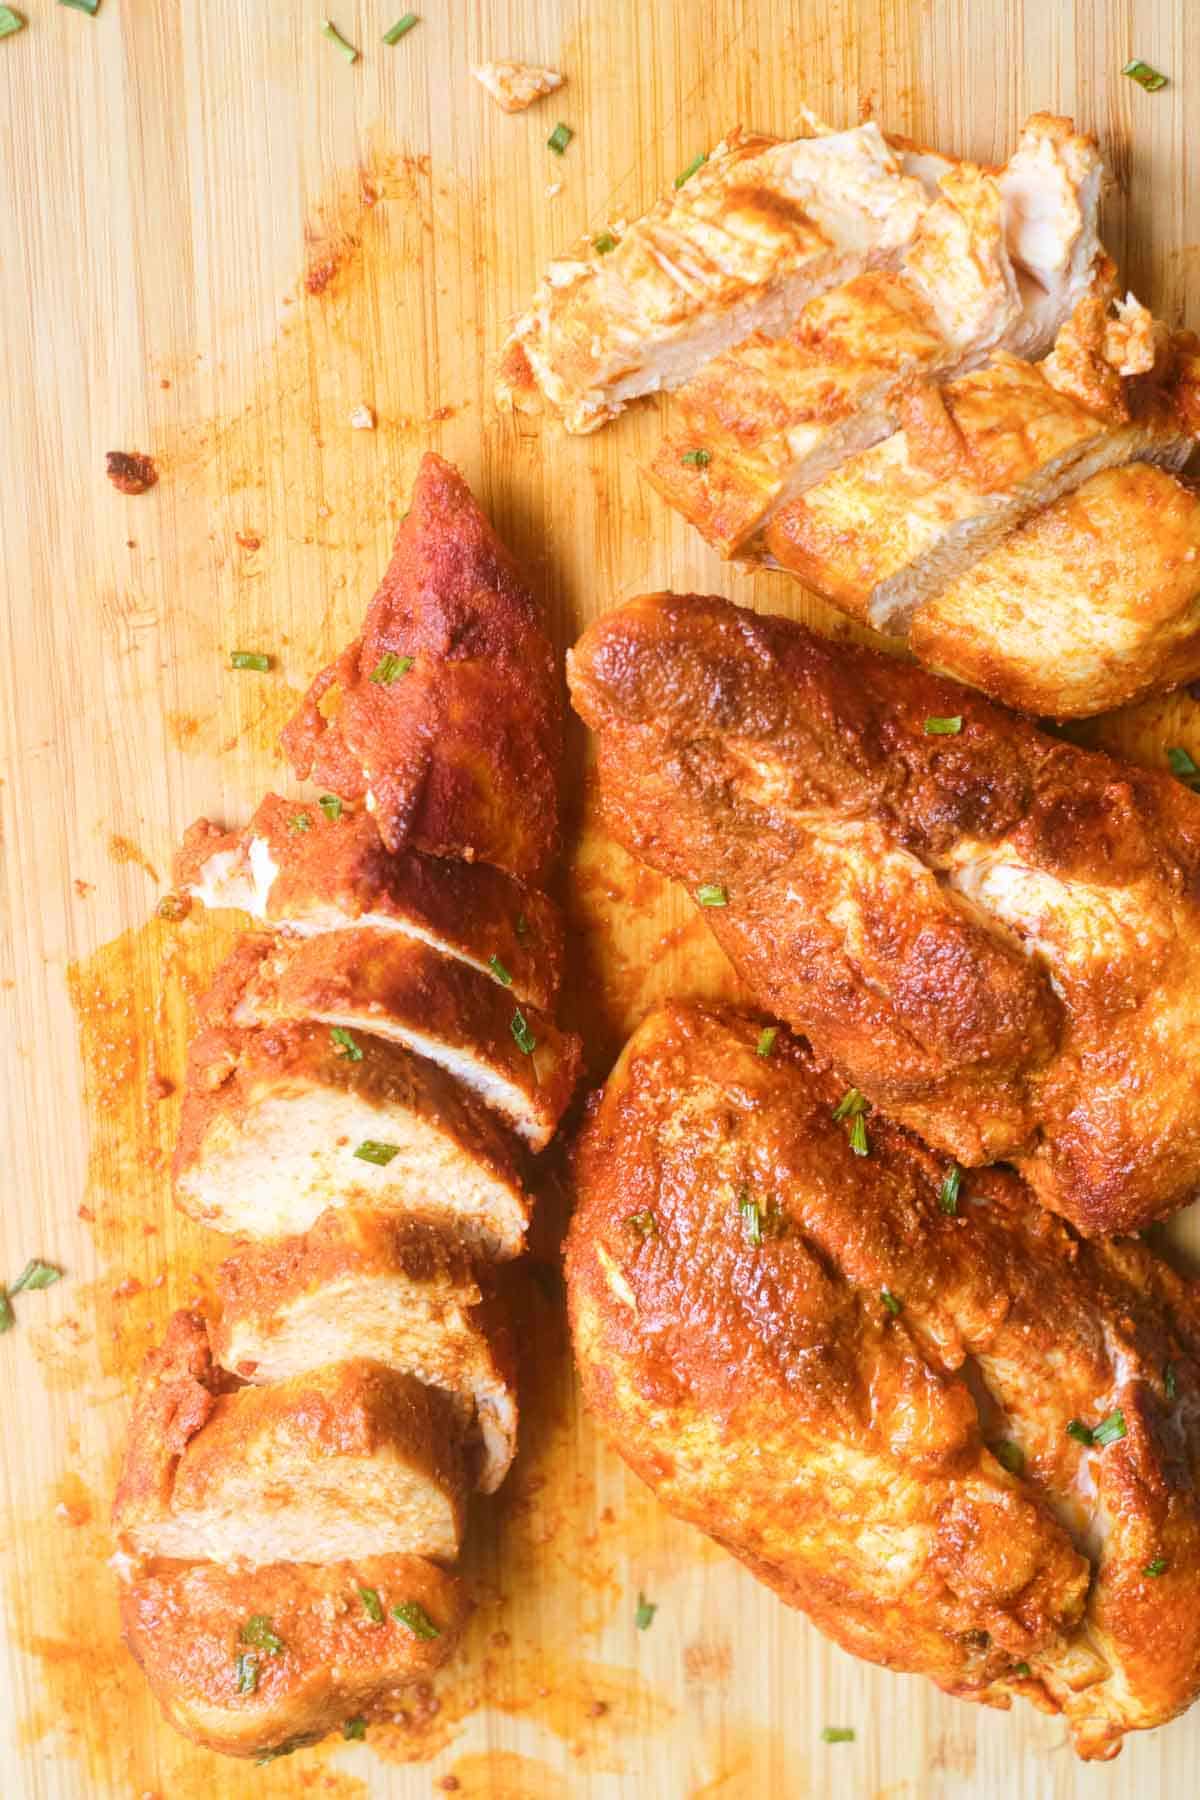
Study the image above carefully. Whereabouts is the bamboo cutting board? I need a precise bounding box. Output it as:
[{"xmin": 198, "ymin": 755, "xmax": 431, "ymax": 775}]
[{"xmin": 2, "ymin": 1, "xmax": 1199, "ymax": 1795}]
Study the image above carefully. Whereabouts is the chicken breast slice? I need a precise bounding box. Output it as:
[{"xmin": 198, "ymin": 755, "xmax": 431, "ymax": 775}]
[
  {"xmin": 567, "ymin": 590, "xmax": 1200, "ymax": 1234},
  {"xmin": 213, "ymin": 1211, "xmax": 518, "ymax": 1493},
  {"xmin": 231, "ymin": 928, "xmax": 581, "ymax": 1152},
  {"xmin": 763, "ymin": 320, "xmax": 1193, "ymax": 634},
  {"xmin": 113, "ymin": 1312, "xmax": 467, "ymax": 1566},
  {"xmin": 496, "ymin": 122, "xmax": 933, "ymax": 433},
  {"xmin": 177, "ymin": 791, "xmax": 563, "ymax": 1014},
  {"xmin": 174, "ymin": 942, "xmax": 530, "ymax": 1256},
  {"xmin": 120, "ymin": 1554, "xmax": 468, "ymax": 1759},
  {"xmin": 909, "ymin": 463, "xmax": 1200, "ymax": 716},
  {"xmin": 471, "ymin": 60, "xmax": 563, "ymax": 113},
  {"xmin": 568, "ymin": 1001, "xmax": 1200, "ymax": 1761}
]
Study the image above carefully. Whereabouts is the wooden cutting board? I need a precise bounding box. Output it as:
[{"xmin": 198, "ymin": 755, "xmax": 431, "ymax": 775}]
[{"xmin": 2, "ymin": 1, "xmax": 1198, "ymax": 1794}]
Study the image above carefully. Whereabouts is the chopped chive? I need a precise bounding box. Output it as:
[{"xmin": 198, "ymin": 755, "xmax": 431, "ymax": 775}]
[
  {"xmin": 510, "ymin": 1008, "xmax": 537, "ymax": 1055},
  {"xmin": 696, "ymin": 883, "xmax": 727, "ymax": 907},
  {"xmin": 756, "ymin": 1026, "xmax": 778, "ymax": 1058},
  {"xmin": 991, "ymin": 1439, "xmax": 1024, "ymax": 1475},
  {"xmin": 680, "ymin": 448, "xmax": 711, "ymax": 468},
  {"xmin": 1168, "ymin": 745, "xmax": 1200, "ymax": 790},
  {"xmin": 675, "ymin": 151, "xmax": 708, "ymax": 188},
  {"xmin": 287, "ymin": 812, "xmax": 312, "ymax": 835},
  {"xmin": 9, "ymin": 1260, "xmax": 63, "ymax": 1295},
  {"xmin": 514, "ymin": 913, "xmax": 531, "ymax": 940},
  {"xmin": 358, "ymin": 1586, "xmax": 384, "ymax": 1624},
  {"xmin": 1066, "ymin": 1418, "xmax": 1094, "ymax": 1446},
  {"xmin": 240, "ymin": 1615, "xmax": 283, "ymax": 1655},
  {"xmin": 831, "ymin": 1087, "xmax": 868, "ymax": 1123},
  {"xmin": 318, "ymin": 794, "xmax": 344, "ymax": 822},
  {"xmin": 392, "ymin": 1600, "xmax": 440, "ymax": 1639},
  {"xmin": 321, "ymin": 17, "xmax": 358, "ymax": 60},
  {"xmin": 0, "ymin": 1291, "xmax": 13, "ymax": 1333},
  {"xmin": 881, "ymin": 1288, "xmax": 902, "ymax": 1317},
  {"xmin": 382, "ymin": 12, "xmax": 418, "ymax": 43},
  {"xmin": 847, "ymin": 1112, "xmax": 870, "ymax": 1157},
  {"xmin": 235, "ymin": 1651, "xmax": 260, "ymax": 1694},
  {"xmin": 1165, "ymin": 1362, "xmax": 1178, "ymax": 1402},
  {"xmin": 343, "ymin": 1716, "xmax": 367, "ymax": 1739},
  {"xmin": 255, "ymin": 1743, "xmax": 299, "ymax": 1765},
  {"xmin": 1014, "ymin": 1661, "xmax": 1032, "ymax": 1678},
  {"xmin": 593, "ymin": 232, "xmax": 617, "ymax": 254},
  {"xmin": 820, "ymin": 1726, "xmax": 855, "ymax": 1744},
  {"xmin": 939, "ymin": 1163, "xmax": 963, "ymax": 1215},
  {"xmin": 1092, "ymin": 1409, "xmax": 1127, "ymax": 1448},
  {"xmin": 354, "ymin": 1140, "xmax": 400, "ymax": 1166},
  {"xmin": 1144, "ymin": 1556, "xmax": 1169, "ymax": 1577},
  {"xmin": 924, "ymin": 716, "xmax": 962, "ymax": 736},
  {"xmin": 739, "ymin": 1191, "xmax": 763, "ymax": 1247},
  {"xmin": 0, "ymin": 7, "xmax": 26, "ymax": 35},
  {"xmin": 634, "ymin": 1592, "xmax": 656, "ymax": 1630},
  {"xmin": 547, "ymin": 122, "xmax": 573, "ymax": 156},
  {"xmin": 488, "ymin": 954, "xmax": 513, "ymax": 987},
  {"xmin": 331, "ymin": 1027, "xmax": 363, "ymax": 1062},
  {"xmin": 59, "ymin": 0, "xmax": 100, "ymax": 13},
  {"xmin": 625, "ymin": 1209, "xmax": 657, "ymax": 1239},
  {"xmin": 230, "ymin": 650, "xmax": 271, "ymax": 672},
  {"xmin": 370, "ymin": 651, "xmax": 413, "ymax": 684},
  {"xmin": 1123, "ymin": 58, "xmax": 1167, "ymax": 92}
]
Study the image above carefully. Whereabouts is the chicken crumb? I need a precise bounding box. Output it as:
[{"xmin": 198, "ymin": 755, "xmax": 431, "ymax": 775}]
[
  {"xmin": 106, "ymin": 451, "xmax": 159, "ymax": 495},
  {"xmin": 349, "ymin": 403, "xmax": 376, "ymax": 430},
  {"xmin": 471, "ymin": 60, "xmax": 564, "ymax": 114}
]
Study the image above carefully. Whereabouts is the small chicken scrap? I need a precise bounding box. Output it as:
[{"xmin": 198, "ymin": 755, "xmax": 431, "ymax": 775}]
[
  {"xmin": 472, "ymin": 60, "xmax": 564, "ymax": 114},
  {"xmin": 567, "ymin": 1001, "xmax": 1200, "ymax": 1761}
]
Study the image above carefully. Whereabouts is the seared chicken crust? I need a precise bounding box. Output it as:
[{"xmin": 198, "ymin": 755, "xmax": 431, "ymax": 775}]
[
  {"xmin": 567, "ymin": 1001, "xmax": 1200, "ymax": 1761},
  {"xmin": 568, "ymin": 591, "xmax": 1200, "ymax": 1234},
  {"xmin": 177, "ymin": 791, "xmax": 564, "ymax": 1013},
  {"xmin": 282, "ymin": 452, "xmax": 563, "ymax": 885},
  {"xmin": 121, "ymin": 1554, "xmax": 468, "ymax": 1758}
]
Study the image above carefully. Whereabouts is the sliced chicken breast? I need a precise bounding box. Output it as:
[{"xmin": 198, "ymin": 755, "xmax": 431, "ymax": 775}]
[
  {"xmin": 120, "ymin": 1554, "xmax": 468, "ymax": 1759},
  {"xmin": 113, "ymin": 1312, "xmax": 467, "ymax": 1566},
  {"xmin": 497, "ymin": 122, "xmax": 933, "ymax": 433},
  {"xmin": 213, "ymin": 1211, "xmax": 518, "ymax": 1493},
  {"xmin": 174, "ymin": 997, "xmax": 531, "ymax": 1257},
  {"xmin": 909, "ymin": 464, "xmax": 1200, "ymax": 716},
  {"xmin": 177, "ymin": 791, "xmax": 563, "ymax": 1013},
  {"xmin": 231, "ymin": 929, "xmax": 581, "ymax": 1151}
]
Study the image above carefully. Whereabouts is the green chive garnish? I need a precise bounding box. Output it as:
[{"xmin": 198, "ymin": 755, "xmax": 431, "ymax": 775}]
[
  {"xmin": 1168, "ymin": 746, "xmax": 1200, "ymax": 789},
  {"xmin": 359, "ymin": 1586, "xmax": 384, "ymax": 1623},
  {"xmin": 1092, "ymin": 1409, "xmax": 1127, "ymax": 1447},
  {"xmin": 681, "ymin": 448, "xmax": 711, "ymax": 468},
  {"xmin": 675, "ymin": 152, "xmax": 707, "ymax": 188},
  {"xmin": 881, "ymin": 1288, "xmax": 901, "ymax": 1316},
  {"xmin": 696, "ymin": 883, "xmax": 727, "ymax": 907},
  {"xmin": 594, "ymin": 232, "xmax": 617, "ymax": 254},
  {"xmin": 255, "ymin": 1744, "xmax": 299, "ymax": 1765},
  {"xmin": 939, "ymin": 1164, "xmax": 962, "ymax": 1215},
  {"xmin": 392, "ymin": 1600, "xmax": 440, "ymax": 1639},
  {"xmin": 831, "ymin": 1088, "xmax": 868, "ymax": 1123},
  {"xmin": 1123, "ymin": 59, "xmax": 1167, "ymax": 92},
  {"xmin": 240, "ymin": 1616, "xmax": 283, "ymax": 1655},
  {"xmin": 59, "ymin": 0, "xmax": 100, "ymax": 13},
  {"xmin": 343, "ymin": 1716, "xmax": 367, "ymax": 1739},
  {"xmin": 318, "ymin": 794, "xmax": 343, "ymax": 822},
  {"xmin": 382, "ymin": 12, "xmax": 418, "ymax": 43},
  {"xmin": 625, "ymin": 1209, "xmax": 657, "ymax": 1239},
  {"xmin": 0, "ymin": 8, "xmax": 26, "ymax": 35},
  {"xmin": 924, "ymin": 716, "xmax": 962, "ymax": 736},
  {"xmin": 992, "ymin": 1439, "xmax": 1024, "ymax": 1475},
  {"xmin": 510, "ymin": 1009, "xmax": 537, "ymax": 1055},
  {"xmin": 287, "ymin": 812, "xmax": 312, "ymax": 834},
  {"xmin": 331, "ymin": 1027, "xmax": 363, "ymax": 1062},
  {"xmin": 634, "ymin": 1592, "xmax": 656, "ymax": 1630},
  {"xmin": 1145, "ymin": 1556, "xmax": 1168, "ymax": 1577},
  {"xmin": 1066, "ymin": 1419, "xmax": 1094, "ymax": 1446},
  {"xmin": 488, "ymin": 955, "xmax": 513, "ymax": 987},
  {"xmin": 1165, "ymin": 1363, "xmax": 1178, "ymax": 1401},
  {"xmin": 756, "ymin": 1027, "xmax": 778, "ymax": 1058},
  {"xmin": 230, "ymin": 650, "xmax": 271, "ymax": 672},
  {"xmin": 371, "ymin": 652, "xmax": 413, "ymax": 684},
  {"xmin": 354, "ymin": 1140, "xmax": 400, "ymax": 1166},
  {"xmin": 1014, "ymin": 1662, "xmax": 1032, "ymax": 1678},
  {"xmin": 848, "ymin": 1112, "xmax": 870, "ymax": 1157},
  {"xmin": 235, "ymin": 1652, "xmax": 260, "ymax": 1694},
  {"xmin": 514, "ymin": 913, "xmax": 531, "ymax": 940},
  {"xmin": 9, "ymin": 1260, "xmax": 63, "ymax": 1295},
  {"xmin": 821, "ymin": 1726, "xmax": 855, "ymax": 1744},
  {"xmin": 739, "ymin": 1192, "xmax": 763, "ymax": 1247},
  {"xmin": 0, "ymin": 1292, "xmax": 13, "ymax": 1333},
  {"xmin": 321, "ymin": 17, "xmax": 358, "ymax": 61},
  {"xmin": 547, "ymin": 122, "xmax": 573, "ymax": 156}
]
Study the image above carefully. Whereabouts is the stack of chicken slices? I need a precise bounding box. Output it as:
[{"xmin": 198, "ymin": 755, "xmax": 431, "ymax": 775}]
[{"xmin": 112, "ymin": 454, "xmax": 581, "ymax": 1759}]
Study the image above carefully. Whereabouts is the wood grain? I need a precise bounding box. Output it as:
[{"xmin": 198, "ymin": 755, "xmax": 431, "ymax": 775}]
[{"xmin": 1, "ymin": 1, "xmax": 1198, "ymax": 1795}]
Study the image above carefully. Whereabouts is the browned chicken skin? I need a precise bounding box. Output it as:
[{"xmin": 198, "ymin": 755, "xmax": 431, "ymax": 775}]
[
  {"xmin": 568, "ymin": 591, "xmax": 1200, "ymax": 1236},
  {"xmin": 567, "ymin": 1001, "xmax": 1200, "ymax": 1760},
  {"xmin": 282, "ymin": 452, "xmax": 563, "ymax": 885}
]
